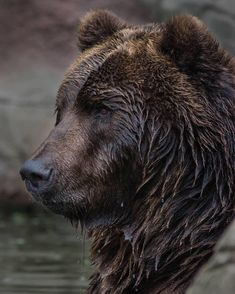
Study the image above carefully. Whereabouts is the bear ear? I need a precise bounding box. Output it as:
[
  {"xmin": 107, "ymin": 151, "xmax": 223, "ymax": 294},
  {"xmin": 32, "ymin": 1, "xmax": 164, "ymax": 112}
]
[
  {"xmin": 77, "ymin": 10, "xmax": 127, "ymax": 51},
  {"xmin": 160, "ymin": 15, "xmax": 225, "ymax": 73}
]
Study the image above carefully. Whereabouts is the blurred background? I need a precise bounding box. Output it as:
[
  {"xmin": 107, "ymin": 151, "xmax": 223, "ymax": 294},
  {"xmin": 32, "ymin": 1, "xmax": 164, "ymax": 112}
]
[{"xmin": 0, "ymin": 0, "xmax": 234, "ymax": 293}]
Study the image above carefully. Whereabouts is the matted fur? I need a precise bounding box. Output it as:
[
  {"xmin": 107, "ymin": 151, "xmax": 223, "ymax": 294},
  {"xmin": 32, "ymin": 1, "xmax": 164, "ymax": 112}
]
[
  {"xmin": 83, "ymin": 12, "xmax": 235, "ymax": 293},
  {"xmin": 21, "ymin": 10, "xmax": 235, "ymax": 294}
]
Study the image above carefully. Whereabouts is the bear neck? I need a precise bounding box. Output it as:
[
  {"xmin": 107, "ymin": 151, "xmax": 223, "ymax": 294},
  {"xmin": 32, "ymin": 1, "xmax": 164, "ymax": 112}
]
[{"xmin": 88, "ymin": 119, "xmax": 234, "ymax": 293}]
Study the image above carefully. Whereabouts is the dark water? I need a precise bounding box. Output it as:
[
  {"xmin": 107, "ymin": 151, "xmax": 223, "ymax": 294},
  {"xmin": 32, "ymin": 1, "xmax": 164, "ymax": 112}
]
[{"xmin": 0, "ymin": 207, "xmax": 92, "ymax": 294}]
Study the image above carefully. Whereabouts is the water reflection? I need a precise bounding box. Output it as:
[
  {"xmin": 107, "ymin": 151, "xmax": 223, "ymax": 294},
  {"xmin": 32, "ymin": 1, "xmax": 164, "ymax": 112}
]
[{"xmin": 0, "ymin": 207, "xmax": 92, "ymax": 293}]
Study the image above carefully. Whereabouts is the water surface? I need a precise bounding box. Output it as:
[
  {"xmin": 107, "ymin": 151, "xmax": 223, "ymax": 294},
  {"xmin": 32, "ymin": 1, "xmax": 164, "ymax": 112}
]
[{"xmin": 0, "ymin": 207, "xmax": 92, "ymax": 294}]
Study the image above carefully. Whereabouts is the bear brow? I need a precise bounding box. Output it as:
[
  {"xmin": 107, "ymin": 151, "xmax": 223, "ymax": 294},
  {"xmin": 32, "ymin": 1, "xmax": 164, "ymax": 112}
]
[
  {"xmin": 64, "ymin": 49, "xmax": 115, "ymax": 93},
  {"xmin": 56, "ymin": 62, "xmax": 108, "ymax": 109},
  {"xmin": 56, "ymin": 73, "xmax": 102, "ymax": 110},
  {"xmin": 56, "ymin": 36, "xmax": 139, "ymax": 109},
  {"xmin": 56, "ymin": 82, "xmax": 79, "ymax": 110}
]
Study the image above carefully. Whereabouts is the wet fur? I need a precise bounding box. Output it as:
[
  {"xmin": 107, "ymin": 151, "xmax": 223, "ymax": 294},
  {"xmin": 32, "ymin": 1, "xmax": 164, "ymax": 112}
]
[
  {"xmin": 29, "ymin": 11, "xmax": 235, "ymax": 294},
  {"xmin": 79, "ymin": 12, "xmax": 235, "ymax": 294}
]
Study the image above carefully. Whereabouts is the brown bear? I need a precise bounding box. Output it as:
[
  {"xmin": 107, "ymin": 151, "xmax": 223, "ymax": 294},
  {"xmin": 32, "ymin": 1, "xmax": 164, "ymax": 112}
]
[{"xmin": 20, "ymin": 10, "xmax": 235, "ymax": 294}]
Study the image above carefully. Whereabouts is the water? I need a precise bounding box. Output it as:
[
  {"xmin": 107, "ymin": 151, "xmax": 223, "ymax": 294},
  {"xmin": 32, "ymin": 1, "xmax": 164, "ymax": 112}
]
[{"xmin": 0, "ymin": 207, "xmax": 92, "ymax": 294}]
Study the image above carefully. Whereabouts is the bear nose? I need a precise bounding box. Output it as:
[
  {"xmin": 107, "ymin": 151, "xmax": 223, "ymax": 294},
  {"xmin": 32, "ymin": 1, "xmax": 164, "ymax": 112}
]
[{"xmin": 20, "ymin": 159, "xmax": 53, "ymax": 192}]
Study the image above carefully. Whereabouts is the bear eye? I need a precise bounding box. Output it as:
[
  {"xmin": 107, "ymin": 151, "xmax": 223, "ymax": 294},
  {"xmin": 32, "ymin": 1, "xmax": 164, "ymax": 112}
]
[
  {"xmin": 55, "ymin": 109, "xmax": 61, "ymax": 126},
  {"xmin": 92, "ymin": 105, "xmax": 112, "ymax": 122},
  {"xmin": 93, "ymin": 105, "xmax": 110, "ymax": 116},
  {"xmin": 99, "ymin": 108, "xmax": 109, "ymax": 116}
]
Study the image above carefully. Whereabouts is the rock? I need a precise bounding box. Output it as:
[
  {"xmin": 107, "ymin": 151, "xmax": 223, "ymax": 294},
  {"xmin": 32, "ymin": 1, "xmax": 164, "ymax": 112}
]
[
  {"xmin": 187, "ymin": 220, "xmax": 235, "ymax": 294},
  {"xmin": 0, "ymin": 66, "xmax": 60, "ymax": 201},
  {"xmin": 205, "ymin": 10, "xmax": 235, "ymax": 55}
]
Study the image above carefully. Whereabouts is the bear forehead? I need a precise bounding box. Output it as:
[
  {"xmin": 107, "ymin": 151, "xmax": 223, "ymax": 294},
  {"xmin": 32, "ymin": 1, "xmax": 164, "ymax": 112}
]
[{"xmin": 57, "ymin": 27, "xmax": 181, "ymax": 107}]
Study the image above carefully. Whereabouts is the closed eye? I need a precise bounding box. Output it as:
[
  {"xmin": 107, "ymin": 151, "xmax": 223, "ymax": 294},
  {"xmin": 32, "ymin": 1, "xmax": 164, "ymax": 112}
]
[
  {"xmin": 93, "ymin": 105, "xmax": 113, "ymax": 119},
  {"xmin": 54, "ymin": 107, "xmax": 62, "ymax": 126},
  {"xmin": 100, "ymin": 108, "xmax": 109, "ymax": 115}
]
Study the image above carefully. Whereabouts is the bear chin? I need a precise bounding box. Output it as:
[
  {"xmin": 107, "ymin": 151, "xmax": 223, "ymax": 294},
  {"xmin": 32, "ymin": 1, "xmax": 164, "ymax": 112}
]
[{"xmin": 29, "ymin": 189, "xmax": 85, "ymax": 219}]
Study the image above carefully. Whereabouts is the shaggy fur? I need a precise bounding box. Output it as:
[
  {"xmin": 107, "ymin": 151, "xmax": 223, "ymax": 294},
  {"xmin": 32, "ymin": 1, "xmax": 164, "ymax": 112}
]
[{"xmin": 21, "ymin": 10, "xmax": 235, "ymax": 294}]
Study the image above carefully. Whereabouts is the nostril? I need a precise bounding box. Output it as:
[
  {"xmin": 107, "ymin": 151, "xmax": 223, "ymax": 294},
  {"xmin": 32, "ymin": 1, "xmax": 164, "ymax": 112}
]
[
  {"xmin": 31, "ymin": 171, "xmax": 46, "ymax": 182},
  {"xmin": 20, "ymin": 159, "xmax": 53, "ymax": 191},
  {"xmin": 31, "ymin": 169, "xmax": 52, "ymax": 182}
]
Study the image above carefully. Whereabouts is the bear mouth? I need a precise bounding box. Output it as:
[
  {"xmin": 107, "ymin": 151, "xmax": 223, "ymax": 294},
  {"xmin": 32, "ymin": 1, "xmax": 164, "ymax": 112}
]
[
  {"xmin": 26, "ymin": 185, "xmax": 87, "ymax": 221},
  {"xmin": 29, "ymin": 189, "xmax": 76, "ymax": 218}
]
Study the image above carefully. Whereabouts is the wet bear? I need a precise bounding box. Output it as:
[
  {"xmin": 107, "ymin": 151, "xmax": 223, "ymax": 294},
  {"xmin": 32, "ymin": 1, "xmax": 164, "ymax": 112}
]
[{"xmin": 20, "ymin": 10, "xmax": 235, "ymax": 294}]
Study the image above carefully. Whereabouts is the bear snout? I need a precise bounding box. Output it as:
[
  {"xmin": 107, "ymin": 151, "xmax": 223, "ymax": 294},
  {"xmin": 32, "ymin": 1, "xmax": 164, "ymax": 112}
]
[{"xmin": 20, "ymin": 159, "xmax": 54, "ymax": 194}]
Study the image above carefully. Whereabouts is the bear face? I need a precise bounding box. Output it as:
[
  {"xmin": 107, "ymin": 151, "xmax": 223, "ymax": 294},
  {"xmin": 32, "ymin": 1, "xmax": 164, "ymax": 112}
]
[
  {"xmin": 20, "ymin": 10, "xmax": 235, "ymax": 293},
  {"xmin": 29, "ymin": 54, "xmax": 144, "ymax": 227}
]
